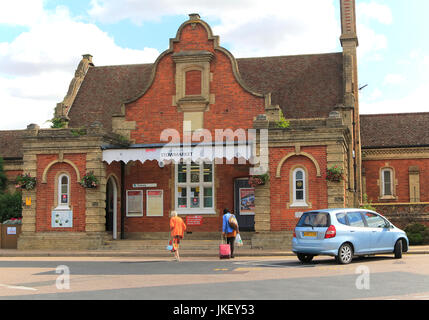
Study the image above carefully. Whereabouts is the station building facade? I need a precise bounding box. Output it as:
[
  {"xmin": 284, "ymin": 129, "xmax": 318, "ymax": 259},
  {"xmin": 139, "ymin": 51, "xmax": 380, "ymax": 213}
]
[{"xmin": 1, "ymin": 0, "xmax": 427, "ymax": 250}]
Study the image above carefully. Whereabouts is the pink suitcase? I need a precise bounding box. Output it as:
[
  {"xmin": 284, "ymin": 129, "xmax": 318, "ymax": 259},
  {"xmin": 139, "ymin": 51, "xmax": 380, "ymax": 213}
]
[{"xmin": 219, "ymin": 243, "xmax": 231, "ymax": 259}]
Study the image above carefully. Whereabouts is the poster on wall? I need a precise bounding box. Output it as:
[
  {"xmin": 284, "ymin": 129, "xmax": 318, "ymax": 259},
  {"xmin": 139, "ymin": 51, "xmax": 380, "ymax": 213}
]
[
  {"xmin": 239, "ymin": 188, "xmax": 255, "ymax": 215},
  {"xmin": 127, "ymin": 190, "xmax": 143, "ymax": 217},
  {"xmin": 51, "ymin": 210, "xmax": 73, "ymax": 228},
  {"xmin": 146, "ymin": 190, "xmax": 163, "ymax": 217}
]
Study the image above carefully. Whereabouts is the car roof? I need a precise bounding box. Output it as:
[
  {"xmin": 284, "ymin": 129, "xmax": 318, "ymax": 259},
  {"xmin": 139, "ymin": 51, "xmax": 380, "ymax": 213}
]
[{"xmin": 303, "ymin": 208, "xmax": 377, "ymax": 214}]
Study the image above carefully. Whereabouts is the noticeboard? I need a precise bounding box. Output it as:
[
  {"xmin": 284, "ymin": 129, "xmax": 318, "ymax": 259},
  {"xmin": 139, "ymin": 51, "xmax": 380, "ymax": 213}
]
[
  {"xmin": 127, "ymin": 190, "xmax": 143, "ymax": 217},
  {"xmin": 146, "ymin": 190, "xmax": 163, "ymax": 217}
]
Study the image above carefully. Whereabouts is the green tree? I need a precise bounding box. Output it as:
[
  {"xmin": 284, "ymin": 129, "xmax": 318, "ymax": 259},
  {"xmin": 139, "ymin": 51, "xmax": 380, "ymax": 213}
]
[
  {"xmin": 0, "ymin": 192, "xmax": 22, "ymax": 223},
  {"xmin": 0, "ymin": 157, "xmax": 7, "ymax": 193},
  {"xmin": 0, "ymin": 157, "xmax": 22, "ymax": 223}
]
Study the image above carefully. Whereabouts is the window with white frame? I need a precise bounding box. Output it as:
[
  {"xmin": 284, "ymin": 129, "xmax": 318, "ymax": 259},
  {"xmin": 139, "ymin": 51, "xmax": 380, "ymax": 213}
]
[
  {"xmin": 291, "ymin": 168, "xmax": 308, "ymax": 207},
  {"xmin": 175, "ymin": 161, "xmax": 214, "ymax": 214},
  {"xmin": 57, "ymin": 174, "xmax": 70, "ymax": 209},
  {"xmin": 381, "ymin": 168, "xmax": 393, "ymax": 196}
]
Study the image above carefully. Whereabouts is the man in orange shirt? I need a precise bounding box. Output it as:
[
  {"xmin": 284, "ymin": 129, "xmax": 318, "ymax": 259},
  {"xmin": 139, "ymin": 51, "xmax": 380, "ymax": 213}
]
[{"xmin": 170, "ymin": 211, "xmax": 187, "ymax": 261}]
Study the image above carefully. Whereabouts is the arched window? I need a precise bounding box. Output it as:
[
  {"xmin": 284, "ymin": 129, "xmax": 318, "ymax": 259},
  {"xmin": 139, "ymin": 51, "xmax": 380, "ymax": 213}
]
[
  {"xmin": 57, "ymin": 174, "xmax": 70, "ymax": 209},
  {"xmin": 291, "ymin": 168, "xmax": 308, "ymax": 207}
]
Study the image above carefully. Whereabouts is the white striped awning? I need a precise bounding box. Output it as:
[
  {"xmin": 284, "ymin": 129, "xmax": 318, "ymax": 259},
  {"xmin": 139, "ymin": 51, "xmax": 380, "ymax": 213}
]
[{"xmin": 102, "ymin": 142, "xmax": 254, "ymax": 165}]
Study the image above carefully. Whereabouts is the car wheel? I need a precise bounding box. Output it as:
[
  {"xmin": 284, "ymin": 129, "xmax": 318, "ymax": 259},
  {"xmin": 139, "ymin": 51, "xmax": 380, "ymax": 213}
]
[
  {"xmin": 336, "ymin": 243, "xmax": 353, "ymax": 264},
  {"xmin": 394, "ymin": 240, "xmax": 402, "ymax": 259},
  {"xmin": 297, "ymin": 253, "xmax": 314, "ymax": 263}
]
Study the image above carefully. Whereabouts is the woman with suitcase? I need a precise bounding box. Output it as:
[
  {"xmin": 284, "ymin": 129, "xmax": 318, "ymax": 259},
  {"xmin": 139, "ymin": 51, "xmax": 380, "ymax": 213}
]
[{"xmin": 221, "ymin": 208, "xmax": 239, "ymax": 258}]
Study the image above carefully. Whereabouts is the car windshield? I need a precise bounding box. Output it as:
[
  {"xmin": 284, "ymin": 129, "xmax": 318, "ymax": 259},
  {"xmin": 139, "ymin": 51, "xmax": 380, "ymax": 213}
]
[{"xmin": 297, "ymin": 212, "xmax": 330, "ymax": 228}]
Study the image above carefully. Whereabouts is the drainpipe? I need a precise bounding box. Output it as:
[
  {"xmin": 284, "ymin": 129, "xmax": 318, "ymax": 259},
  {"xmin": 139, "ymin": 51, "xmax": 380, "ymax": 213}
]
[{"xmin": 121, "ymin": 161, "xmax": 125, "ymax": 239}]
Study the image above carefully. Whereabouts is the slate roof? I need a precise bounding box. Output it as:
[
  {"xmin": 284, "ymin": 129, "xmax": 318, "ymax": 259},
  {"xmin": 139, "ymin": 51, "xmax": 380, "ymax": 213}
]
[
  {"xmin": 0, "ymin": 130, "xmax": 25, "ymax": 159},
  {"xmin": 236, "ymin": 53, "xmax": 344, "ymax": 119},
  {"xmin": 67, "ymin": 52, "xmax": 344, "ymax": 131},
  {"xmin": 67, "ymin": 63, "xmax": 153, "ymax": 131},
  {"xmin": 360, "ymin": 113, "xmax": 429, "ymax": 149}
]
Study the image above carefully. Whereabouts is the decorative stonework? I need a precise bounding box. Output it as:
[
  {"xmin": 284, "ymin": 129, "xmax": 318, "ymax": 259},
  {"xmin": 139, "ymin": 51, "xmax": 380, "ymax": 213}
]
[
  {"xmin": 363, "ymin": 147, "xmax": 429, "ymax": 160},
  {"xmin": 55, "ymin": 54, "xmax": 94, "ymax": 119}
]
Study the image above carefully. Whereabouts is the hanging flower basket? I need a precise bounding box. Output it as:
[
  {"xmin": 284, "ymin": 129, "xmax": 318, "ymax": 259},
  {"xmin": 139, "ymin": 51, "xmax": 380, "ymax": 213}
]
[
  {"xmin": 15, "ymin": 173, "xmax": 37, "ymax": 190},
  {"xmin": 248, "ymin": 173, "xmax": 269, "ymax": 187},
  {"xmin": 326, "ymin": 165, "xmax": 343, "ymax": 182},
  {"xmin": 79, "ymin": 171, "xmax": 99, "ymax": 188}
]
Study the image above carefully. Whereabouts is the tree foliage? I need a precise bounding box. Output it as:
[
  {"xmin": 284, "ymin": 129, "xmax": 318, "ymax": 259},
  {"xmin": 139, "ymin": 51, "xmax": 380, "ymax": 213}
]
[{"xmin": 0, "ymin": 157, "xmax": 22, "ymax": 223}]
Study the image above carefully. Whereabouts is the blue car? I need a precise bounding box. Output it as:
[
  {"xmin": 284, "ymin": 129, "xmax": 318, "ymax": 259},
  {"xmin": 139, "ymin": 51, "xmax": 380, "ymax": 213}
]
[{"xmin": 292, "ymin": 208, "xmax": 409, "ymax": 264}]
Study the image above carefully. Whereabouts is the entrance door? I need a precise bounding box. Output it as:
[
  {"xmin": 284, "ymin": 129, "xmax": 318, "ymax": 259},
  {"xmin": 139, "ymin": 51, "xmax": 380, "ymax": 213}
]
[
  {"xmin": 234, "ymin": 178, "xmax": 255, "ymax": 231},
  {"xmin": 106, "ymin": 177, "xmax": 118, "ymax": 239}
]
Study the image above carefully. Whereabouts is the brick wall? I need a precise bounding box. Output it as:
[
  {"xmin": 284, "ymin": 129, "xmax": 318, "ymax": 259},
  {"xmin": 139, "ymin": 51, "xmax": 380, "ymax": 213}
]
[
  {"xmin": 125, "ymin": 22, "xmax": 265, "ymax": 144},
  {"xmin": 36, "ymin": 154, "xmax": 86, "ymax": 232},
  {"xmin": 269, "ymin": 146, "xmax": 328, "ymax": 231},
  {"xmin": 121, "ymin": 161, "xmax": 251, "ymax": 233},
  {"xmin": 374, "ymin": 204, "xmax": 429, "ymax": 229},
  {"xmin": 363, "ymin": 159, "xmax": 429, "ymax": 203},
  {"xmin": 185, "ymin": 70, "xmax": 202, "ymax": 95}
]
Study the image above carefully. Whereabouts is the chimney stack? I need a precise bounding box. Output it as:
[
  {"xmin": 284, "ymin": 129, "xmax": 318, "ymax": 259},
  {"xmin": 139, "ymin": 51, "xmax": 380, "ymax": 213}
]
[{"xmin": 340, "ymin": 0, "xmax": 358, "ymax": 47}]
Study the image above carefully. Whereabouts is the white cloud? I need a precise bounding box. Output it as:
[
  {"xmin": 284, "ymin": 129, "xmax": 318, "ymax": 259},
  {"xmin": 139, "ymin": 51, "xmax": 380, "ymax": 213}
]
[
  {"xmin": 356, "ymin": 23, "xmax": 388, "ymax": 60},
  {"xmin": 383, "ymin": 74, "xmax": 405, "ymax": 86},
  {"xmin": 357, "ymin": 2, "xmax": 393, "ymax": 25},
  {"xmin": 0, "ymin": 4, "xmax": 159, "ymax": 130},
  {"xmin": 89, "ymin": 0, "xmax": 340, "ymax": 57},
  {"xmin": 361, "ymin": 52, "xmax": 429, "ymax": 115},
  {"xmin": 0, "ymin": 0, "xmax": 45, "ymax": 26},
  {"xmin": 355, "ymin": 2, "xmax": 392, "ymax": 62},
  {"xmin": 365, "ymin": 88, "xmax": 383, "ymax": 101},
  {"xmin": 360, "ymin": 82, "xmax": 429, "ymax": 115}
]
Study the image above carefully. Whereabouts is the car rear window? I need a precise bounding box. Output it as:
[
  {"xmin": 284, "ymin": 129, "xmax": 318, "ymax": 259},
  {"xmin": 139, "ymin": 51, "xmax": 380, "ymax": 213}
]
[{"xmin": 297, "ymin": 212, "xmax": 330, "ymax": 228}]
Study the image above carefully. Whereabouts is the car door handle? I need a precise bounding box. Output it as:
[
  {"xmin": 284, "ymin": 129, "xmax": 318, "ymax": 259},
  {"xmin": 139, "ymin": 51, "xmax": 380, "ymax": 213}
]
[{"xmin": 350, "ymin": 230, "xmax": 355, "ymax": 233}]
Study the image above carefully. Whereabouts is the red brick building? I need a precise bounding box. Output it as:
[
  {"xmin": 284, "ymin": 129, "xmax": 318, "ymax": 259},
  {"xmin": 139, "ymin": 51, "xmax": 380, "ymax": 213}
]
[
  {"xmin": 361, "ymin": 113, "xmax": 429, "ymax": 228},
  {"xmin": 1, "ymin": 1, "xmax": 426, "ymax": 250}
]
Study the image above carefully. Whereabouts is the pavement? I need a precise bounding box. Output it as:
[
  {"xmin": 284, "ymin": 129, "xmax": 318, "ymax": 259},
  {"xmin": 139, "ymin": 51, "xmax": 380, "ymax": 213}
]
[{"xmin": 0, "ymin": 245, "xmax": 429, "ymax": 258}]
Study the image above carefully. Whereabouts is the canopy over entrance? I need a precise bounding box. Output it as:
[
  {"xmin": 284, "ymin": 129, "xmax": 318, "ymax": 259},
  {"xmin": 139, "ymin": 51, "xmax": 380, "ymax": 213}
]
[{"xmin": 102, "ymin": 141, "xmax": 255, "ymax": 165}]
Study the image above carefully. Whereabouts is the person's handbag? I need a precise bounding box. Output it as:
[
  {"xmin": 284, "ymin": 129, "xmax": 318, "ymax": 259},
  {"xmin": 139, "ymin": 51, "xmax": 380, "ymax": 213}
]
[
  {"xmin": 166, "ymin": 238, "xmax": 173, "ymax": 251},
  {"xmin": 235, "ymin": 233, "xmax": 243, "ymax": 247},
  {"xmin": 228, "ymin": 214, "xmax": 239, "ymax": 231}
]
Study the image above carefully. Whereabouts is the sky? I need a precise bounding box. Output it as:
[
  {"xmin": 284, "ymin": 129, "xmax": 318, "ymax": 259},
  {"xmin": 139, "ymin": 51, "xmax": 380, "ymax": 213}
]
[{"xmin": 0, "ymin": 0, "xmax": 428, "ymax": 130}]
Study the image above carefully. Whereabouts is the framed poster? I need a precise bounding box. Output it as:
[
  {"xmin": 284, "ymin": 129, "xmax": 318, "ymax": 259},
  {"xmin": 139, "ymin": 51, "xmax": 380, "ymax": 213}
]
[
  {"xmin": 239, "ymin": 188, "xmax": 255, "ymax": 215},
  {"xmin": 52, "ymin": 210, "xmax": 73, "ymax": 228},
  {"xmin": 146, "ymin": 190, "xmax": 163, "ymax": 217},
  {"xmin": 126, "ymin": 190, "xmax": 143, "ymax": 217}
]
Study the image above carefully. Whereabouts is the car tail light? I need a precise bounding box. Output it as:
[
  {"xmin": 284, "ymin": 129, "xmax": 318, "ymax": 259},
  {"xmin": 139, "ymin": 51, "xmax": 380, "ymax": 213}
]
[
  {"xmin": 293, "ymin": 229, "xmax": 296, "ymax": 238},
  {"xmin": 325, "ymin": 225, "xmax": 336, "ymax": 239}
]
